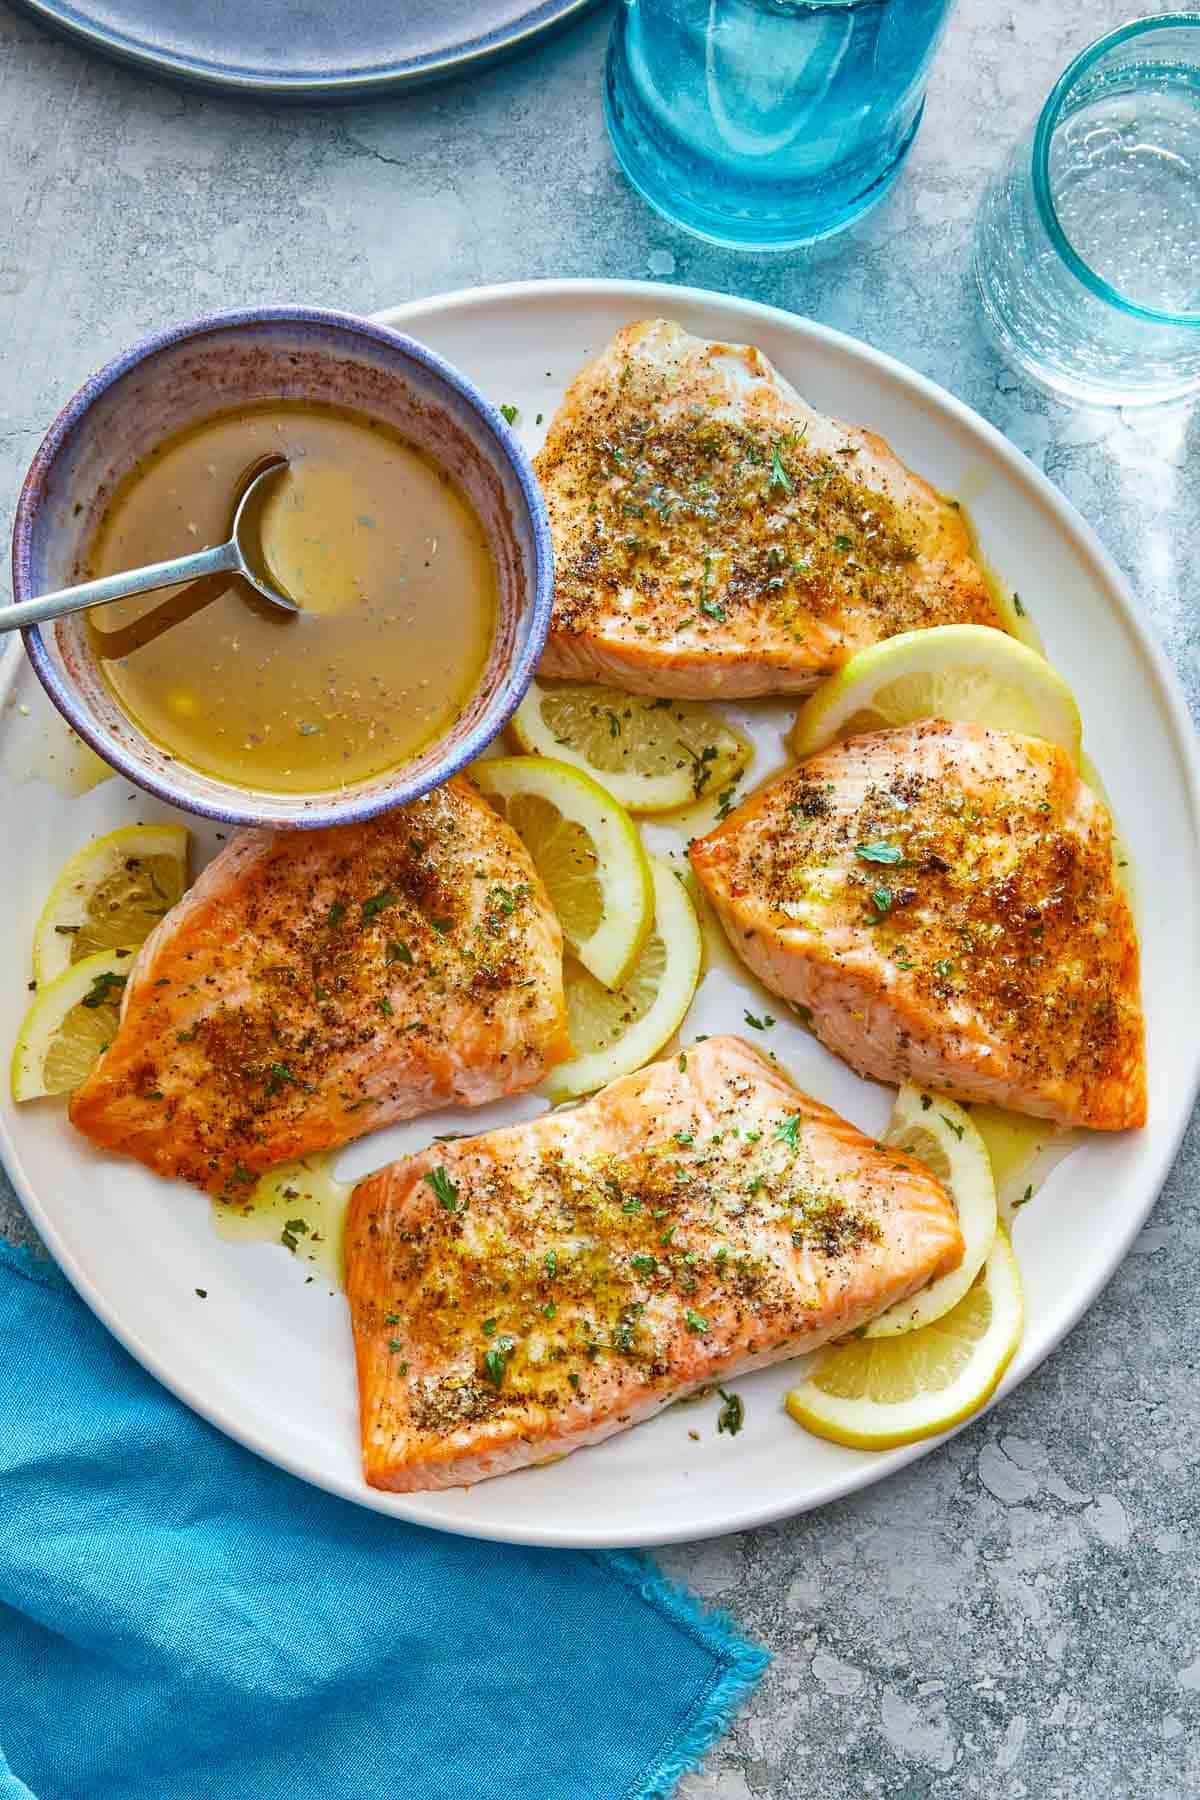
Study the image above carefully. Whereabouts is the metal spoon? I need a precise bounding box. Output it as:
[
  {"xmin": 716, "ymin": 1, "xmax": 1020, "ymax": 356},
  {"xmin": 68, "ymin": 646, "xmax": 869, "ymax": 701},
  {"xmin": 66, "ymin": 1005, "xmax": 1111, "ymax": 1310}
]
[{"xmin": 2, "ymin": 456, "xmax": 299, "ymax": 634}]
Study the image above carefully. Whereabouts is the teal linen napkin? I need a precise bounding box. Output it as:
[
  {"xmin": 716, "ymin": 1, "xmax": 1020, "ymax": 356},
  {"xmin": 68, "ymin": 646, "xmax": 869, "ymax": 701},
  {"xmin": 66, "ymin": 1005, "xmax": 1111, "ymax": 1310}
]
[{"xmin": 0, "ymin": 1238, "xmax": 766, "ymax": 1800}]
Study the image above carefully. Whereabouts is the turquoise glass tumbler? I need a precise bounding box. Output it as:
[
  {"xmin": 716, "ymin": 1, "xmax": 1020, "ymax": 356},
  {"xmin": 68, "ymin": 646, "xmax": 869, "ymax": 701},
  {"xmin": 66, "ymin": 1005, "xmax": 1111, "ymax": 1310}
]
[{"xmin": 604, "ymin": 0, "xmax": 956, "ymax": 250}]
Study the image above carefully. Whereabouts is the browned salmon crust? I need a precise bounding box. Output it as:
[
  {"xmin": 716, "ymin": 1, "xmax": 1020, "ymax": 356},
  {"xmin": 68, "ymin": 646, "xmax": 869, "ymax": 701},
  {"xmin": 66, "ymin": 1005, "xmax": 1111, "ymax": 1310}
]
[
  {"xmin": 69, "ymin": 778, "xmax": 570, "ymax": 1198},
  {"xmin": 535, "ymin": 319, "xmax": 1006, "ymax": 698},
  {"xmin": 690, "ymin": 722, "xmax": 1145, "ymax": 1130},
  {"xmin": 346, "ymin": 1035, "xmax": 962, "ymax": 1491}
]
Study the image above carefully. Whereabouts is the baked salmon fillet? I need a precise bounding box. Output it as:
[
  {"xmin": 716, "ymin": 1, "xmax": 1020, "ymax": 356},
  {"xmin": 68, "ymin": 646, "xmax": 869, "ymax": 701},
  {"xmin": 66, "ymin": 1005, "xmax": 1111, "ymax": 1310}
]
[
  {"xmin": 69, "ymin": 778, "xmax": 570, "ymax": 1199},
  {"xmin": 690, "ymin": 722, "xmax": 1145, "ymax": 1130},
  {"xmin": 535, "ymin": 319, "xmax": 1005, "ymax": 698},
  {"xmin": 346, "ymin": 1034, "xmax": 962, "ymax": 1491}
]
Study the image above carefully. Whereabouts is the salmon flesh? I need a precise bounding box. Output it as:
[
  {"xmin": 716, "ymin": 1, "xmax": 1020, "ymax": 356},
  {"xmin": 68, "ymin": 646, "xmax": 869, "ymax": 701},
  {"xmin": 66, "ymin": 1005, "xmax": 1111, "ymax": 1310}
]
[
  {"xmin": 346, "ymin": 1035, "xmax": 963, "ymax": 1491},
  {"xmin": 69, "ymin": 778, "xmax": 571, "ymax": 1198},
  {"xmin": 535, "ymin": 319, "xmax": 1005, "ymax": 698},
  {"xmin": 690, "ymin": 722, "xmax": 1145, "ymax": 1130}
]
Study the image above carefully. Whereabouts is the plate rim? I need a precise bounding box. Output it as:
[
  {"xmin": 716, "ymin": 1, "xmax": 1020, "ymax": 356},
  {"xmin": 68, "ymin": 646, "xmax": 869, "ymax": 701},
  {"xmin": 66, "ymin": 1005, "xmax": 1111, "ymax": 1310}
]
[
  {"xmin": 4, "ymin": 276, "xmax": 1198, "ymax": 1549},
  {"xmin": 7, "ymin": 0, "xmax": 600, "ymax": 99}
]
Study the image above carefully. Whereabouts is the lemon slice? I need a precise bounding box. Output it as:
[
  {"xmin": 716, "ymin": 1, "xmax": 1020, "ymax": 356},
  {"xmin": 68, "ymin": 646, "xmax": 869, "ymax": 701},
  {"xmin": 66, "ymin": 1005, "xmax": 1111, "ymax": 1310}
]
[
  {"xmin": 12, "ymin": 948, "xmax": 136, "ymax": 1101},
  {"xmin": 788, "ymin": 625, "xmax": 1081, "ymax": 763},
  {"xmin": 33, "ymin": 823, "xmax": 190, "ymax": 986},
  {"xmin": 511, "ymin": 678, "xmax": 751, "ymax": 815},
  {"xmin": 471, "ymin": 756, "xmax": 653, "ymax": 989},
  {"xmin": 546, "ymin": 856, "xmax": 702, "ymax": 1100},
  {"xmin": 864, "ymin": 1087, "xmax": 997, "ymax": 1337},
  {"xmin": 785, "ymin": 1230, "xmax": 1023, "ymax": 1450}
]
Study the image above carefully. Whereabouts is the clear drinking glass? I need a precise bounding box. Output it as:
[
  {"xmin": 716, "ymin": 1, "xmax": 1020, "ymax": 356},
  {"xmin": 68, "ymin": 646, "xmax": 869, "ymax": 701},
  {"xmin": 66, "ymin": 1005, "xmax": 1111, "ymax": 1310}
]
[
  {"xmin": 603, "ymin": 0, "xmax": 956, "ymax": 250},
  {"xmin": 974, "ymin": 15, "xmax": 1200, "ymax": 407}
]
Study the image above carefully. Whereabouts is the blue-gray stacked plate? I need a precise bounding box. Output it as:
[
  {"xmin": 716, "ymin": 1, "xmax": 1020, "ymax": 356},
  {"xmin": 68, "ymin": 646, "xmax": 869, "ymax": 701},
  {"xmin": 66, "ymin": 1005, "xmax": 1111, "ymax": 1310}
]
[{"xmin": 10, "ymin": 0, "xmax": 599, "ymax": 97}]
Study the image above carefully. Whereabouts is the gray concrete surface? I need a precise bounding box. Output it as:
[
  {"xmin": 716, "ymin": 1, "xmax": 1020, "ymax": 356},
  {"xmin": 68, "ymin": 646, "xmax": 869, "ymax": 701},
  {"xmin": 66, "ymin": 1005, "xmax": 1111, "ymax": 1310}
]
[{"xmin": 1, "ymin": 1, "xmax": 1197, "ymax": 1793}]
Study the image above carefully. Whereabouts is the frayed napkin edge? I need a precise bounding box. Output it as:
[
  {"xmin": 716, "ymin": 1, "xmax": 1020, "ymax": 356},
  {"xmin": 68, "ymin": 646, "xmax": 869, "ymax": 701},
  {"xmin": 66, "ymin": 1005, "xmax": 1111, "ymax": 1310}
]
[{"xmin": 597, "ymin": 1552, "xmax": 770, "ymax": 1799}]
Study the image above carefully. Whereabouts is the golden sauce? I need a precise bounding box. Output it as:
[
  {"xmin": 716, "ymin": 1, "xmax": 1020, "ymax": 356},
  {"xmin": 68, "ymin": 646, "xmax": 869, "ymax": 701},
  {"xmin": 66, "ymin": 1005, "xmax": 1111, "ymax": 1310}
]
[
  {"xmin": 86, "ymin": 402, "xmax": 497, "ymax": 794},
  {"xmin": 210, "ymin": 1153, "xmax": 351, "ymax": 1287}
]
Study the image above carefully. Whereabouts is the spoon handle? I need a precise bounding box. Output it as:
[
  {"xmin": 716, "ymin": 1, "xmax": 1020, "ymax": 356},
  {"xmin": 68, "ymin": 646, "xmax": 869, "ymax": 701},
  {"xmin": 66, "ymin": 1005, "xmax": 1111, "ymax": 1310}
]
[{"xmin": 0, "ymin": 542, "xmax": 241, "ymax": 635}]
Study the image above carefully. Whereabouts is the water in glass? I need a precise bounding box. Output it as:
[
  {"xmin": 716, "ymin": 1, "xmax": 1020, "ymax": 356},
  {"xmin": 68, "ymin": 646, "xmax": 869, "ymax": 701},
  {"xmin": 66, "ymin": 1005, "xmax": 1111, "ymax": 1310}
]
[
  {"xmin": 605, "ymin": 0, "xmax": 955, "ymax": 250},
  {"xmin": 975, "ymin": 17, "xmax": 1200, "ymax": 407}
]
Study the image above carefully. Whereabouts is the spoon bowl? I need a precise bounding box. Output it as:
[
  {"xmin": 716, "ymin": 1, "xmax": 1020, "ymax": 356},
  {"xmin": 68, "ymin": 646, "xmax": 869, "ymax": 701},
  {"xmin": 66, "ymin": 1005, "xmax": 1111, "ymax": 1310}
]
[{"xmin": 0, "ymin": 456, "xmax": 298, "ymax": 635}]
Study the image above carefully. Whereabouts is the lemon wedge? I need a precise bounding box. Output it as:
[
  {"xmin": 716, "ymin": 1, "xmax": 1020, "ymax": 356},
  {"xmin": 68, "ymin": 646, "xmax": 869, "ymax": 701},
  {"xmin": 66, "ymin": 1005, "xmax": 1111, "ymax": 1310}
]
[
  {"xmin": 33, "ymin": 823, "xmax": 190, "ymax": 987},
  {"xmin": 12, "ymin": 948, "xmax": 136, "ymax": 1101},
  {"xmin": 511, "ymin": 678, "xmax": 751, "ymax": 815},
  {"xmin": 785, "ymin": 1230, "xmax": 1023, "ymax": 1451},
  {"xmin": 546, "ymin": 856, "xmax": 702, "ymax": 1100},
  {"xmin": 864, "ymin": 1087, "xmax": 998, "ymax": 1338},
  {"xmin": 471, "ymin": 756, "xmax": 653, "ymax": 989},
  {"xmin": 788, "ymin": 625, "xmax": 1081, "ymax": 763}
]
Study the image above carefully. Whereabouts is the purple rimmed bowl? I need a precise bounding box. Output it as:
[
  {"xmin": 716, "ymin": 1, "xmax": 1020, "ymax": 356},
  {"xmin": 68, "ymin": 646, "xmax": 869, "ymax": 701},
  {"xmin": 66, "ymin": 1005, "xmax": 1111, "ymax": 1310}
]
[{"xmin": 11, "ymin": 305, "xmax": 553, "ymax": 829}]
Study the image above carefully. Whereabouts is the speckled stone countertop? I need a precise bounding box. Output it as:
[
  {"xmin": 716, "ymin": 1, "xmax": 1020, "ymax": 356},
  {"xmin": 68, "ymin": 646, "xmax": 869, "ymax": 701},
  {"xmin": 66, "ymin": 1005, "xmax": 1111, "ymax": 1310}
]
[{"xmin": 0, "ymin": 1, "xmax": 1197, "ymax": 1793}]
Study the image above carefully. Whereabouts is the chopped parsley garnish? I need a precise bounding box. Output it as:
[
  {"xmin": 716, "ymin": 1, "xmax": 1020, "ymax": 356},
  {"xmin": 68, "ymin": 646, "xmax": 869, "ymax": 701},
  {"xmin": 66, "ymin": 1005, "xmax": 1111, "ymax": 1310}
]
[
  {"xmin": 717, "ymin": 1389, "xmax": 744, "ymax": 1436},
  {"xmin": 678, "ymin": 1052, "xmax": 688, "ymax": 1072},
  {"xmin": 1013, "ymin": 591, "xmax": 1026, "ymax": 616},
  {"xmin": 543, "ymin": 1302, "xmax": 557, "ymax": 1320},
  {"xmin": 361, "ymin": 889, "xmax": 398, "ymax": 921},
  {"xmin": 430, "ymin": 917, "xmax": 452, "ymax": 935},
  {"xmin": 921, "ymin": 1093, "xmax": 933, "ymax": 1110},
  {"xmin": 743, "ymin": 1010, "xmax": 774, "ymax": 1030},
  {"xmin": 499, "ymin": 403, "xmax": 518, "ymax": 425},
  {"xmin": 870, "ymin": 886, "xmax": 893, "ymax": 918},
  {"xmin": 631, "ymin": 1252, "xmax": 657, "ymax": 1276},
  {"xmin": 674, "ymin": 1131, "xmax": 694, "ymax": 1147},
  {"xmin": 775, "ymin": 1113, "xmax": 801, "ymax": 1152},
  {"xmin": 387, "ymin": 940, "xmax": 414, "ymax": 966},
  {"xmin": 377, "ymin": 997, "xmax": 394, "ymax": 1016},
  {"xmin": 424, "ymin": 1165, "xmax": 460, "ymax": 1211},
  {"xmin": 326, "ymin": 900, "xmax": 346, "ymax": 930},
  {"xmin": 697, "ymin": 555, "xmax": 725, "ymax": 621},
  {"xmin": 855, "ymin": 840, "xmax": 904, "ymax": 865},
  {"xmin": 81, "ymin": 971, "xmax": 127, "ymax": 1009},
  {"xmin": 607, "ymin": 710, "xmax": 622, "ymax": 740},
  {"xmin": 684, "ymin": 1308, "xmax": 709, "ymax": 1335},
  {"xmin": 269, "ymin": 1062, "xmax": 297, "ymax": 1085},
  {"xmin": 1014, "ymin": 1184, "xmax": 1034, "ymax": 1209},
  {"xmin": 714, "ymin": 1248, "xmax": 729, "ymax": 1270},
  {"xmin": 768, "ymin": 444, "xmax": 793, "ymax": 495},
  {"xmin": 622, "ymin": 1197, "xmax": 642, "ymax": 1215},
  {"xmin": 833, "ymin": 533, "xmax": 853, "ymax": 551},
  {"xmin": 482, "ymin": 1317, "xmax": 498, "ymax": 1336},
  {"xmin": 716, "ymin": 784, "xmax": 740, "ymax": 821},
  {"xmin": 933, "ymin": 959, "xmax": 956, "ymax": 979},
  {"xmin": 941, "ymin": 1113, "xmax": 965, "ymax": 1141},
  {"xmin": 483, "ymin": 1335, "xmax": 515, "ymax": 1386},
  {"xmin": 544, "ymin": 1249, "xmax": 558, "ymax": 1277},
  {"xmin": 384, "ymin": 1312, "xmax": 400, "ymax": 1324},
  {"xmin": 488, "ymin": 884, "xmax": 525, "ymax": 916},
  {"xmin": 280, "ymin": 1217, "xmax": 310, "ymax": 1252}
]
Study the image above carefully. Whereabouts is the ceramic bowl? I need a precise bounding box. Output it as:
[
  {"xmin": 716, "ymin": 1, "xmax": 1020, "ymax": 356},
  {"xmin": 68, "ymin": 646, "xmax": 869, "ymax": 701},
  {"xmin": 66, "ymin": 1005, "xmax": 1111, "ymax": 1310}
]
[{"xmin": 11, "ymin": 305, "xmax": 553, "ymax": 829}]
